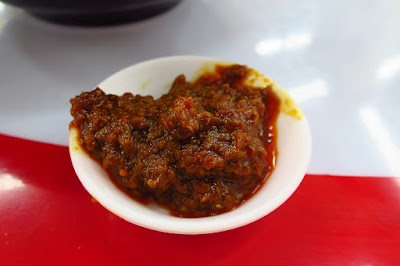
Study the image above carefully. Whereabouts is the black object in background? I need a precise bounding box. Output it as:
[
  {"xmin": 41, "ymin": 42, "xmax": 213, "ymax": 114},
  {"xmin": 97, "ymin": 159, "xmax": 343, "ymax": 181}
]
[{"xmin": 2, "ymin": 0, "xmax": 182, "ymax": 26}]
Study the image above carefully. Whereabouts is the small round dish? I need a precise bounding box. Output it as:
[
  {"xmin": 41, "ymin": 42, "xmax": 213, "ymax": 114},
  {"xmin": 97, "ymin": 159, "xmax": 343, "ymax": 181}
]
[{"xmin": 69, "ymin": 56, "xmax": 312, "ymax": 234}]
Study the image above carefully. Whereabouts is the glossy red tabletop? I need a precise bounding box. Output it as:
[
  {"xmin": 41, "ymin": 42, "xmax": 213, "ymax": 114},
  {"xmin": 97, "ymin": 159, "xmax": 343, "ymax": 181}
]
[{"xmin": 1, "ymin": 134, "xmax": 399, "ymax": 265}]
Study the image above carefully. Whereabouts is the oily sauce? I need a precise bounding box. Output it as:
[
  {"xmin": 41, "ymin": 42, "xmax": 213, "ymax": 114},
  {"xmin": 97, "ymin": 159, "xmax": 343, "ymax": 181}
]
[{"xmin": 70, "ymin": 64, "xmax": 280, "ymax": 217}]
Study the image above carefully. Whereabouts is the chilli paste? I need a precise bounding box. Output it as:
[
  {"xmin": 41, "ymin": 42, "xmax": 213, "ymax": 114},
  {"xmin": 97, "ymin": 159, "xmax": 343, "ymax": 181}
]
[{"xmin": 70, "ymin": 64, "xmax": 280, "ymax": 217}]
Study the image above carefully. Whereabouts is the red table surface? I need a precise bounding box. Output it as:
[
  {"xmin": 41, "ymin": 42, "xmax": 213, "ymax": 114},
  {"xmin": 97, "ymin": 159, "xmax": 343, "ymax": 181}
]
[{"xmin": 1, "ymin": 133, "xmax": 399, "ymax": 265}]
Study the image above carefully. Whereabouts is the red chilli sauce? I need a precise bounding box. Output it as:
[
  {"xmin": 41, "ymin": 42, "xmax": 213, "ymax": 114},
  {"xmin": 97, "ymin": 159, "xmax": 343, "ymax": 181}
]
[{"xmin": 70, "ymin": 64, "xmax": 280, "ymax": 217}]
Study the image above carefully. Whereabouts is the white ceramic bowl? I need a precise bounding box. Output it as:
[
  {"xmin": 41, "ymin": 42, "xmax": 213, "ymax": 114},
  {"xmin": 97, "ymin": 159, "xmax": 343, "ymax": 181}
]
[{"xmin": 69, "ymin": 56, "xmax": 312, "ymax": 234}]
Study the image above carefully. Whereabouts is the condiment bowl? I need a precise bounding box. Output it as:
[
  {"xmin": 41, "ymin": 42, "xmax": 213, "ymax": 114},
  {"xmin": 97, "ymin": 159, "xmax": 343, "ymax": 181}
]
[{"xmin": 69, "ymin": 56, "xmax": 312, "ymax": 234}]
